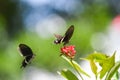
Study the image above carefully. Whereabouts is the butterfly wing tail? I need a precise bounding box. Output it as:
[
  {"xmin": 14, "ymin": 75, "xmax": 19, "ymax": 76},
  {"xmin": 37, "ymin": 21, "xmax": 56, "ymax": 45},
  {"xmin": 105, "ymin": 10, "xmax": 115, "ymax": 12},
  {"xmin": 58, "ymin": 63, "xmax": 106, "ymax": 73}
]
[{"xmin": 20, "ymin": 59, "xmax": 28, "ymax": 68}]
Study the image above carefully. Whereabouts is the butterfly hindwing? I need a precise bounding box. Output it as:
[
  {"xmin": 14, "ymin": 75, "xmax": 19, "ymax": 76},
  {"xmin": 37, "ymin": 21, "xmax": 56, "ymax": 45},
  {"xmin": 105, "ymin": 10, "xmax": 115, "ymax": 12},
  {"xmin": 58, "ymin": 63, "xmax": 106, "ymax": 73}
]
[
  {"xmin": 54, "ymin": 34, "xmax": 63, "ymax": 44},
  {"xmin": 21, "ymin": 59, "xmax": 28, "ymax": 68},
  {"xmin": 54, "ymin": 34, "xmax": 63, "ymax": 39}
]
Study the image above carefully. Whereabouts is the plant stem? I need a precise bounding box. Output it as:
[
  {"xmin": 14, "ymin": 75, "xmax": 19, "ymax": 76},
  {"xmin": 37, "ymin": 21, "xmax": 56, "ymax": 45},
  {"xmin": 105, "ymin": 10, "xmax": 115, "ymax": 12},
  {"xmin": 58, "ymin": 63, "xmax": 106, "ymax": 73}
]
[
  {"xmin": 95, "ymin": 75, "xmax": 97, "ymax": 80},
  {"xmin": 70, "ymin": 59, "xmax": 84, "ymax": 80}
]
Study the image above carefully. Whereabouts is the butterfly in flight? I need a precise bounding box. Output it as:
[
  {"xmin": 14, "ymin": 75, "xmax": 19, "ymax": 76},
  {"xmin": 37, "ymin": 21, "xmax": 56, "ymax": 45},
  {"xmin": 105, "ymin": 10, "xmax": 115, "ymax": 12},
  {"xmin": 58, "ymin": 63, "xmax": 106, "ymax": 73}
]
[
  {"xmin": 18, "ymin": 44, "xmax": 35, "ymax": 68},
  {"xmin": 54, "ymin": 25, "xmax": 74, "ymax": 45}
]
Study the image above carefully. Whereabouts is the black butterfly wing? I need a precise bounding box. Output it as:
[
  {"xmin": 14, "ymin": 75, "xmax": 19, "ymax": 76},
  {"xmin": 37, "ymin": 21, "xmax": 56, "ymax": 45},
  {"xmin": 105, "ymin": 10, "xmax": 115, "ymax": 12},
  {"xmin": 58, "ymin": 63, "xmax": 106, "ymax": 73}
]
[
  {"xmin": 62, "ymin": 25, "xmax": 74, "ymax": 45},
  {"xmin": 21, "ymin": 55, "xmax": 34, "ymax": 68},
  {"xmin": 25, "ymin": 55, "xmax": 33, "ymax": 63},
  {"xmin": 19, "ymin": 44, "xmax": 33, "ymax": 57},
  {"xmin": 21, "ymin": 59, "xmax": 28, "ymax": 68}
]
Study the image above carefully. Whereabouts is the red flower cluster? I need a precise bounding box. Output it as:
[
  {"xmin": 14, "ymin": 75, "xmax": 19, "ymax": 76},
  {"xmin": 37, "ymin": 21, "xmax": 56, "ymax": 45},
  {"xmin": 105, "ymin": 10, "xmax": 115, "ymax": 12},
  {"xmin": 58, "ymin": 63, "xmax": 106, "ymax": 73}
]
[{"xmin": 61, "ymin": 45, "xmax": 76, "ymax": 59}]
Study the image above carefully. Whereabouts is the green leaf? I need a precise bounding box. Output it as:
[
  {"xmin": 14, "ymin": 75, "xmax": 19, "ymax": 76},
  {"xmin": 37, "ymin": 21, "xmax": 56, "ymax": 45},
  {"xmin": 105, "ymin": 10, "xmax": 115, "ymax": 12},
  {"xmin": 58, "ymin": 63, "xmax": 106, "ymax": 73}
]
[
  {"xmin": 81, "ymin": 51, "xmax": 116, "ymax": 79},
  {"xmin": 62, "ymin": 56, "xmax": 90, "ymax": 77},
  {"xmin": 90, "ymin": 60, "xmax": 97, "ymax": 76},
  {"xmin": 80, "ymin": 52, "xmax": 108, "ymax": 76},
  {"xmin": 105, "ymin": 61, "xmax": 120, "ymax": 80},
  {"xmin": 85, "ymin": 52, "xmax": 107, "ymax": 61},
  {"xmin": 99, "ymin": 53, "xmax": 115, "ymax": 79},
  {"xmin": 58, "ymin": 69, "xmax": 79, "ymax": 80}
]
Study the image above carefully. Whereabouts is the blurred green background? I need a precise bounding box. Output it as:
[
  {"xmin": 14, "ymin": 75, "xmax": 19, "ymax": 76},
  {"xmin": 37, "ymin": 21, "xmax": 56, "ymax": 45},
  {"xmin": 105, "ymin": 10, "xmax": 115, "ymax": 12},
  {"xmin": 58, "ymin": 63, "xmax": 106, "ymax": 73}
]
[{"xmin": 0, "ymin": 0, "xmax": 119, "ymax": 80}]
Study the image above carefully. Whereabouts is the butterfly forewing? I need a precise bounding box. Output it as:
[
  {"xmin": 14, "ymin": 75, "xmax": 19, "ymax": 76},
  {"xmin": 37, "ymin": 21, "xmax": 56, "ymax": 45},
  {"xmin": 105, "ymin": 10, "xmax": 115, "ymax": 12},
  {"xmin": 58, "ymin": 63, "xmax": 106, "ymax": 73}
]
[
  {"xmin": 62, "ymin": 25, "xmax": 74, "ymax": 45},
  {"xmin": 19, "ymin": 44, "xmax": 33, "ymax": 57}
]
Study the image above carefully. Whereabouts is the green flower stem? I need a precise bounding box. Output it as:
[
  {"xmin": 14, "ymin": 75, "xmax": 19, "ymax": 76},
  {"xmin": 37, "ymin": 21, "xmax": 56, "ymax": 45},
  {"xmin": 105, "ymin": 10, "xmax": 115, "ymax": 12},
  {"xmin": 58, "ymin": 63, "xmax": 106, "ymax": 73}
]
[
  {"xmin": 70, "ymin": 59, "xmax": 84, "ymax": 80},
  {"xmin": 96, "ymin": 75, "xmax": 97, "ymax": 80}
]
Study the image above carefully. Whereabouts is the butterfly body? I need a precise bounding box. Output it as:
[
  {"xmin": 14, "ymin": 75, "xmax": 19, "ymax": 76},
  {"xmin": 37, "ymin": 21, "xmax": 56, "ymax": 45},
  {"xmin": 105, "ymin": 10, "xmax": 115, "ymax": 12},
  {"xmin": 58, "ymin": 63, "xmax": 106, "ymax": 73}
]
[{"xmin": 18, "ymin": 44, "xmax": 35, "ymax": 68}]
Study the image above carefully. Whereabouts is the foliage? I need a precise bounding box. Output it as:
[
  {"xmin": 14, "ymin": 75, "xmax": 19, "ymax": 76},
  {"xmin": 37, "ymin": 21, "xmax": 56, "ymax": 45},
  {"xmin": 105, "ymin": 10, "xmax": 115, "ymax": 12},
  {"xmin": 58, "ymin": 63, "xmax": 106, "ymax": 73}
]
[
  {"xmin": 58, "ymin": 69, "xmax": 79, "ymax": 80},
  {"xmin": 59, "ymin": 50, "xmax": 120, "ymax": 80}
]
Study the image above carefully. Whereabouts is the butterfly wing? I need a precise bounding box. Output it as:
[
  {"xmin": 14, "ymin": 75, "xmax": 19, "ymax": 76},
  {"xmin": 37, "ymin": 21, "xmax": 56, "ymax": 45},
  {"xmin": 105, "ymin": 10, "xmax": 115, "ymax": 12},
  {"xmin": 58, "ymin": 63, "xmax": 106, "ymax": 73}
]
[
  {"xmin": 54, "ymin": 34, "xmax": 63, "ymax": 39},
  {"xmin": 21, "ymin": 59, "xmax": 28, "ymax": 68},
  {"xmin": 54, "ymin": 34, "xmax": 63, "ymax": 44},
  {"xmin": 20, "ymin": 55, "xmax": 34, "ymax": 68},
  {"xmin": 62, "ymin": 25, "xmax": 74, "ymax": 45},
  {"xmin": 19, "ymin": 44, "xmax": 33, "ymax": 57}
]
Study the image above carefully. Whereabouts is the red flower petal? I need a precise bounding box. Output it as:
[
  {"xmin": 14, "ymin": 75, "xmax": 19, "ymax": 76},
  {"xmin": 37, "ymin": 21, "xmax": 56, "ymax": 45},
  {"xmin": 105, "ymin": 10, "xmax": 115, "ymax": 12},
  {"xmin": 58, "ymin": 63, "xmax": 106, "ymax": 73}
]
[{"xmin": 60, "ymin": 45, "xmax": 76, "ymax": 58}]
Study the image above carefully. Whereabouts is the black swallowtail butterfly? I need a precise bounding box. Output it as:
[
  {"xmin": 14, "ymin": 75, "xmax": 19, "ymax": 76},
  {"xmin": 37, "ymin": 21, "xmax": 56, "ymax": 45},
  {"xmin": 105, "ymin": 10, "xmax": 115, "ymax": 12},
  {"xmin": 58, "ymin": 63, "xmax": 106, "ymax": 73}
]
[
  {"xmin": 18, "ymin": 44, "xmax": 35, "ymax": 68},
  {"xmin": 54, "ymin": 25, "xmax": 74, "ymax": 45}
]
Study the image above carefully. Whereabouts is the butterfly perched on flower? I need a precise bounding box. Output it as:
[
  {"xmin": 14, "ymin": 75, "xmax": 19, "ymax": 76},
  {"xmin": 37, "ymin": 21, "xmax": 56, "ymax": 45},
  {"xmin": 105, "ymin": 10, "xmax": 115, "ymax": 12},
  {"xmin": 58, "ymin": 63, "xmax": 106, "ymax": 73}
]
[
  {"xmin": 54, "ymin": 25, "xmax": 74, "ymax": 45},
  {"xmin": 18, "ymin": 44, "xmax": 35, "ymax": 68}
]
